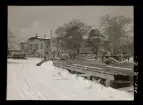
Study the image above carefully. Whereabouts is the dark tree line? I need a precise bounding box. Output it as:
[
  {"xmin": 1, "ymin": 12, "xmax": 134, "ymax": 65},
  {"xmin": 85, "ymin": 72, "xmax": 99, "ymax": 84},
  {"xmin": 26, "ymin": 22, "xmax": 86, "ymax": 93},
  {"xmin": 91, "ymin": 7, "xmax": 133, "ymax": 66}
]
[
  {"xmin": 54, "ymin": 15, "xmax": 133, "ymax": 59},
  {"xmin": 55, "ymin": 19, "xmax": 91, "ymax": 59}
]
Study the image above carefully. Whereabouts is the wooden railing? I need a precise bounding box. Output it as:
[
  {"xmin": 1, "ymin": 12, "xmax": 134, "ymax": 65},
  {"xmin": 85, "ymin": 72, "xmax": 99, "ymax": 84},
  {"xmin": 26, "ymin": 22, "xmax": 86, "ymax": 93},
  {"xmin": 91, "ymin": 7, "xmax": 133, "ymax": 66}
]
[
  {"xmin": 53, "ymin": 61, "xmax": 134, "ymax": 76},
  {"xmin": 53, "ymin": 61, "xmax": 134, "ymax": 87}
]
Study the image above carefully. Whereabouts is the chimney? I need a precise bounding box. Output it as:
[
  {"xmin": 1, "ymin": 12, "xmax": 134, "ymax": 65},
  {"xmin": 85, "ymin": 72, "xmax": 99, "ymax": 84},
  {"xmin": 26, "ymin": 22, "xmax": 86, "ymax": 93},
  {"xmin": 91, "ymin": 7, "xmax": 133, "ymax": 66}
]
[{"xmin": 36, "ymin": 33, "xmax": 38, "ymax": 37}]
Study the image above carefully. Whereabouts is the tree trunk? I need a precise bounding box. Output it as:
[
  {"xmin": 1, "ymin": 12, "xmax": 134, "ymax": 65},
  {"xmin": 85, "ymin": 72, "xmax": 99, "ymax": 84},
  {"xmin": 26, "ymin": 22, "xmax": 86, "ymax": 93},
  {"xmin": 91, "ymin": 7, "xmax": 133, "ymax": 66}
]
[
  {"xmin": 95, "ymin": 42, "xmax": 101, "ymax": 59},
  {"xmin": 98, "ymin": 43, "xmax": 101, "ymax": 59},
  {"xmin": 76, "ymin": 48, "xmax": 80, "ymax": 57},
  {"xmin": 95, "ymin": 46, "xmax": 98, "ymax": 59}
]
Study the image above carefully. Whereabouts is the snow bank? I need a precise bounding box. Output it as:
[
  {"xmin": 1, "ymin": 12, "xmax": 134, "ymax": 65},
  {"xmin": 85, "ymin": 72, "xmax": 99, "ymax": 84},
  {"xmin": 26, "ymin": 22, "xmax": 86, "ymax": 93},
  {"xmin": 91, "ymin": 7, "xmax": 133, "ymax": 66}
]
[
  {"xmin": 43, "ymin": 61, "xmax": 134, "ymax": 100},
  {"xmin": 41, "ymin": 61, "xmax": 54, "ymax": 69},
  {"xmin": 7, "ymin": 58, "xmax": 133, "ymax": 100}
]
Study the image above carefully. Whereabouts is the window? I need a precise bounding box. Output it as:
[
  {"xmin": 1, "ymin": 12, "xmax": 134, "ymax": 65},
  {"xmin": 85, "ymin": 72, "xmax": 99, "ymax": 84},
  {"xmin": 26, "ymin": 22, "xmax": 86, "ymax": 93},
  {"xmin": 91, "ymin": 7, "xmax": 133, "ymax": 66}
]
[
  {"xmin": 35, "ymin": 44, "xmax": 38, "ymax": 49},
  {"xmin": 31, "ymin": 45, "xmax": 32, "ymax": 50},
  {"xmin": 41, "ymin": 44, "xmax": 43, "ymax": 49},
  {"xmin": 46, "ymin": 44, "xmax": 49, "ymax": 48}
]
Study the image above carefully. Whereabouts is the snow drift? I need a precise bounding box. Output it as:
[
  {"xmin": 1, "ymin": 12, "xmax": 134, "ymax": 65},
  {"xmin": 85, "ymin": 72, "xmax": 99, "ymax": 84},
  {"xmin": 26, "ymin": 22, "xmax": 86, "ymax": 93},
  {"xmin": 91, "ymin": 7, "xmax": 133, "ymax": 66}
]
[{"xmin": 7, "ymin": 58, "xmax": 134, "ymax": 100}]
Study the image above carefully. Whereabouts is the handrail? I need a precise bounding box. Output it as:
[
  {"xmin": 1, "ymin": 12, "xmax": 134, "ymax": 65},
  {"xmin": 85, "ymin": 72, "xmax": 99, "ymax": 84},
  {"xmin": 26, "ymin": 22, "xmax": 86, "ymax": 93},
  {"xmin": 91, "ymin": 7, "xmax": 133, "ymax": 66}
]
[
  {"xmin": 73, "ymin": 64, "xmax": 104, "ymax": 70},
  {"xmin": 107, "ymin": 65, "xmax": 132, "ymax": 71},
  {"xmin": 63, "ymin": 62, "xmax": 132, "ymax": 71},
  {"xmin": 54, "ymin": 61, "xmax": 133, "ymax": 76}
]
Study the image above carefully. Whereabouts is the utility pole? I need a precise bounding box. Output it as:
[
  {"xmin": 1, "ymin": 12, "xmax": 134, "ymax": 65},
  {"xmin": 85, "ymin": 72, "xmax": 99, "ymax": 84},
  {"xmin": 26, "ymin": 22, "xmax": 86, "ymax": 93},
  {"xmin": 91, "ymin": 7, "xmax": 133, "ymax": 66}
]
[
  {"xmin": 51, "ymin": 30, "xmax": 52, "ymax": 40},
  {"xmin": 50, "ymin": 30, "xmax": 52, "ymax": 59},
  {"xmin": 50, "ymin": 30, "xmax": 52, "ymax": 49}
]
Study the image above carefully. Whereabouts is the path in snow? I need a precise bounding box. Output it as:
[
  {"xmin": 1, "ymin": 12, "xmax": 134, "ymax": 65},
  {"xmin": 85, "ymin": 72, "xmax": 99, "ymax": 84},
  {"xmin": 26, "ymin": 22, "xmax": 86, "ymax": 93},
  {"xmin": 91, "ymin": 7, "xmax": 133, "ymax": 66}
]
[{"xmin": 7, "ymin": 58, "xmax": 134, "ymax": 100}]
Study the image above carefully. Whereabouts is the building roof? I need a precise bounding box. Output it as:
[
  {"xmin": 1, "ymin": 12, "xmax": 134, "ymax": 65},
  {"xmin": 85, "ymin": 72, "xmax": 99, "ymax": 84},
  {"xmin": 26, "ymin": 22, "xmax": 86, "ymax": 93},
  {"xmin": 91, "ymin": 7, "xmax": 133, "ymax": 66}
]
[{"xmin": 28, "ymin": 36, "xmax": 51, "ymax": 40}]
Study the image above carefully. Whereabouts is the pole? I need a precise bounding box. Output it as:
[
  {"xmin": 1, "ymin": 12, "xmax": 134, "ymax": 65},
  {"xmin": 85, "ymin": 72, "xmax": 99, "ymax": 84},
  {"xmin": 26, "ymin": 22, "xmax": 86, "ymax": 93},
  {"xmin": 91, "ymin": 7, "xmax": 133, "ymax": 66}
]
[
  {"xmin": 51, "ymin": 30, "xmax": 52, "ymax": 40},
  {"xmin": 50, "ymin": 30, "xmax": 52, "ymax": 59}
]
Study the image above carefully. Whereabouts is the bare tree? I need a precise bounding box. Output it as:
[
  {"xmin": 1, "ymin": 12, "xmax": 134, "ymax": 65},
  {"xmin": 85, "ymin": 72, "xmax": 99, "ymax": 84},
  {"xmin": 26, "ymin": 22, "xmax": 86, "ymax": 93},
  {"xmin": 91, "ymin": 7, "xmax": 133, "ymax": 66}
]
[
  {"xmin": 87, "ymin": 29, "xmax": 105, "ymax": 59},
  {"xmin": 55, "ymin": 19, "xmax": 91, "ymax": 58},
  {"xmin": 100, "ymin": 15, "xmax": 133, "ymax": 55}
]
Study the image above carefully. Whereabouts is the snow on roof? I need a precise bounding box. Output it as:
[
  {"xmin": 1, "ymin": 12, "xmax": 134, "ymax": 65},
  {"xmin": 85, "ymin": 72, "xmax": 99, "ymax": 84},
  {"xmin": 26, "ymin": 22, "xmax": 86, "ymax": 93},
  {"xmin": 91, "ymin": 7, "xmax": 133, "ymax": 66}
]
[
  {"xmin": 37, "ymin": 36, "xmax": 51, "ymax": 39},
  {"xmin": 28, "ymin": 36, "xmax": 51, "ymax": 40}
]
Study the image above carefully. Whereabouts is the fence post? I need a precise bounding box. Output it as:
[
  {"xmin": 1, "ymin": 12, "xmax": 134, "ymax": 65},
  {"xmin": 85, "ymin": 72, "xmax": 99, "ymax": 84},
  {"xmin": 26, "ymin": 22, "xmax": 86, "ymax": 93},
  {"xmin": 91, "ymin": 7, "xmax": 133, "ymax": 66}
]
[
  {"xmin": 75, "ymin": 64, "xmax": 77, "ymax": 75},
  {"xmin": 105, "ymin": 79, "xmax": 111, "ymax": 87}
]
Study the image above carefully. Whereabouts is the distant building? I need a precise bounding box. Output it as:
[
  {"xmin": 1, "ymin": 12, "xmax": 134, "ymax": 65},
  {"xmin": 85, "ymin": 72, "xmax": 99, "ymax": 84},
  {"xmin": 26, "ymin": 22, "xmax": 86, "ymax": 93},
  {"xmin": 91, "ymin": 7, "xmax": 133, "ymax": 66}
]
[
  {"xmin": 19, "ymin": 33, "xmax": 51, "ymax": 57},
  {"xmin": 19, "ymin": 41, "xmax": 29, "ymax": 51},
  {"xmin": 19, "ymin": 41, "xmax": 29, "ymax": 56}
]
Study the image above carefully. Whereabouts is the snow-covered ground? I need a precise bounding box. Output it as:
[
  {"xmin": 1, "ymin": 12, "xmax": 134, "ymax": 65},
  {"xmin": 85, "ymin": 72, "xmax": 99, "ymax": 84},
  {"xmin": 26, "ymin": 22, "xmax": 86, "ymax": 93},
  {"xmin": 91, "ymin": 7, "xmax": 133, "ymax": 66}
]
[{"xmin": 7, "ymin": 58, "xmax": 134, "ymax": 100}]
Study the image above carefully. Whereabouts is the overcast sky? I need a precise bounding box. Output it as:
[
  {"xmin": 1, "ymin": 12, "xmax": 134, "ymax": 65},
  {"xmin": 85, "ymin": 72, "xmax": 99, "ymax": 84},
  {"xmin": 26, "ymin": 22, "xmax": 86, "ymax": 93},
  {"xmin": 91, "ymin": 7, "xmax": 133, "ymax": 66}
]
[{"xmin": 8, "ymin": 6, "xmax": 133, "ymax": 43}]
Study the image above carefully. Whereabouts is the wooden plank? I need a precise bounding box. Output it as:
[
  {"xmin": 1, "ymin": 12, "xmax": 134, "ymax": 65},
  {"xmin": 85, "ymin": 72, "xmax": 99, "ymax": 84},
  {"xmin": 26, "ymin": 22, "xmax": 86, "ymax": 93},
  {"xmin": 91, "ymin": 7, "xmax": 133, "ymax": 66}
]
[
  {"xmin": 55, "ymin": 62, "xmax": 114, "ymax": 80},
  {"xmin": 88, "ymin": 71, "xmax": 114, "ymax": 80},
  {"xmin": 54, "ymin": 62, "xmax": 133, "ymax": 88},
  {"xmin": 74, "ymin": 64, "xmax": 114, "ymax": 76},
  {"xmin": 87, "ymin": 66, "xmax": 103, "ymax": 70},
  {"xmin": 87, "ymin": 67, "xmax": 119, "ymax": 76},
  {"xmin": 77, "ymin": 74, "xmax": 92, "ymax": 77},
  {"xmin": 118, "ymin": 86, "xmax": 134, "ymax": 92},
  {"xmin": 54, "ymin": 62, "xmax": 115, "ymax": 87},
  {"xmin": 105, "ymin": 79, "xmax": 111, "ymax": 87},
  {"xmin": 73, "ymin": 63, "xmax": 133, "ymax": 76},
  {"xmin": 111, "ymin": 80, "xmax": 133, "ymax": 84},
  {"xmin": 107, "ymin": 65, "xmax": 132, "ymax": 71},
  {"xmin": 53, "ymin": 61, "xmax": 133, "ymax": 78},
  {"xmin": 104, "ymin": 69, "xmax": 133, "ymax": 76},
  {"xmin": 74, "ymin": 64, "xmax": 103, "ymax": 70},
  {"xmin": 105, "ymin": 74, "xmax": 114, "ymax": 81},
  {"xmin": 106, "ymin": 65, "xmax": 133, "ymax": 75},
  {"xmin": 65, "ymin": 66, "xmax": 76, "ymax": 71}
]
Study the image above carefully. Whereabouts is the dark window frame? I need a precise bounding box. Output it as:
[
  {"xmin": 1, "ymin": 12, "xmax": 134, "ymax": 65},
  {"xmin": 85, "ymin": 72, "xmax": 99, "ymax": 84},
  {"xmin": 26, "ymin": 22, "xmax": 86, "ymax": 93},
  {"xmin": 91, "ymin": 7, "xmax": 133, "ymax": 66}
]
[{"xmin": 41, "ymin": 43, "xmax": 43, "ymax": 49}]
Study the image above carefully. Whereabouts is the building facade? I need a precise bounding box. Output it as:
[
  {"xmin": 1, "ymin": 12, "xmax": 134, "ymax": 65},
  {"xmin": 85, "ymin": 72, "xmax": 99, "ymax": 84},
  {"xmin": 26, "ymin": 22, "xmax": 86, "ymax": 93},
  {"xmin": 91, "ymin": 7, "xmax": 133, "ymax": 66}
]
[
  {"xmin": 19, "ymin": 41, "xmax": 29, "ymax": 52},
  {"xmin": 20, "ymin": 35, "xmax": 51, "ymax": 57}
]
